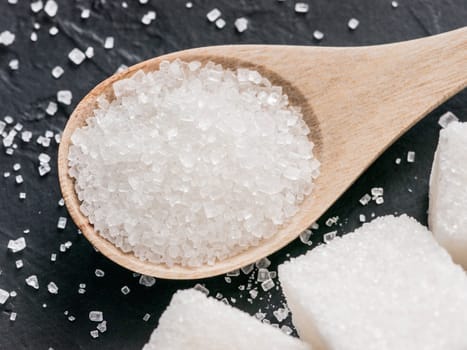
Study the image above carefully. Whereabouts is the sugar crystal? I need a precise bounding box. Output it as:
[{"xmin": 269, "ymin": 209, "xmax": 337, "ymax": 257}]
[
  {"xmin": 142, "ymin": 11, "xmax": 156, "ymax": 25},
  {"xmin": 9, "ymin": 59, "xmax": 19, "ymax": 70},
  {"xmin": 81, "ymin": 8, "xmax": 90, "ymax": 19},
  {"xmin": 261, "ymin": 279, "xmax": 275, "ymax": 292},
  {"xmin": 90, "ymin": 330, "xmax": 99, "ymax": 339},
  {"xmin": 407, "ymin": 151, "xmax": 416, "ymax": 163},
  {"xmin": 348, "ymin": 18, "xmax": 359, "ymax": 30},
  {"xmin": 215, "ymin": 18, "xmax": 226, "ymax": 29},
  {"xmin": 294, "ymin": 2, "xmax": 309, "ymax": 13},
  {"xmin": 10, "ymin": 312, "xmax": 17, "ymax": 321},
  {"xmin": 49, "ymin": 26, "xmax": 59, "ymax": 36},
  {"xmin": 97, "ymin": 321, "xmax": 107, "ymax": 333},
  {"xmin": 438, "ymin": 111, "xmax": 458, "ymax": 128},
  {"xmin": 68, "ymin": 48, "xmax": 86, "ymax": 65},
  {"xmin": 104, "ymin": 37, "xmax": 114, "ymax": 49},
  {"xmin": 0, "ymin": 31, "xmax": 15, "ymax": 46},
  {"xmin": 8, "ymin": 237, "xmax": 26, "ymax": 252},
  {"xmin": 30, "ymin": 0, "xmax": 43, "ymax": 13},
  {"xmin": 143, "ymin": 313, "xmax": 151, "ymax": 321},
  {"xmin": 47, "ymin": 282, "xmax": 59, "ymax": 294},
  {"xmin": 44, "ymin": 0, "xmax": 58, "ymax": 17},
  {"xmin": 234, "ymin": 17, "xmax": 249, "ymax": 33},
  {"xmin": 52, "ymin": 66, "xmax": 64, "ymax": 79},
  {"xmin": 139, "ymin": 275, "xmax": 156, "ymax": 287},
  {"xmin": 15, "ymin": 259, "xmax": 23, "ymax": 269},
  {"xmin": 313, "ymin": 30, "xmax": 324, "ymax": 40},
  {"xmin": 25, "ymin": 275, "xmax": 39, "ymax": 289},
  {"xmin": 0, "ymin": 289, "xmax": 9, "ymax": 304},
  {"xmin": 206, "ymin": 8, "xmax": 221, "ymax": 22},
  {"xmin": 57, "ymin": 217, "xmax": 67, "ymax": 229},
  {"xmin": 57, "ymin": 90, "xmax": 72, "ymax": 105},
  {"xmin": 121, "ymin": 286, "xmax": 130, "ymax": 295},
  {"xmin": 89, "ymin": 311, "xmax": 103, "ymax": 322}
]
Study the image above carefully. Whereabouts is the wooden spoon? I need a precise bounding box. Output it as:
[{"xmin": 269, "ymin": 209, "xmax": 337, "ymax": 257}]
[{"xmin": 58, "ymin": 27, "xmax": 467, "ymax": 280}]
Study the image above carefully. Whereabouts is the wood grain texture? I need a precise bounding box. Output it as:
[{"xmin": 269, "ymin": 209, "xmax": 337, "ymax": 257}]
[{"xmin": 58, "ymin": 27, "xmax": 467, "ymax": 279}]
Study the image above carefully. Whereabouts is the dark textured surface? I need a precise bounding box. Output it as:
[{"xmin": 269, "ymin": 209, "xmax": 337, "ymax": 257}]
[{"xmin": 0, "ymin": 1, "xmax": 466, "ymax": 349}]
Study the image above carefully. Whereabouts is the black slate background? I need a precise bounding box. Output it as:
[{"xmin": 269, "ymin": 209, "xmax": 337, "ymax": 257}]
[{"xmin": 0, "ymin": 1, "xmax": 466, "ymax": 349}]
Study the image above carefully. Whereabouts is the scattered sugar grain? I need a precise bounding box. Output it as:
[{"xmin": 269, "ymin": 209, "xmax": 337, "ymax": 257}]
[
  {"xmin": 185, "ymin": 2, "xmax": 193, "ymax": 8},
  {"xmin": 89, "ymin": 311, "xmax": 103, "ymax": 322},
  {"xmin": 323, "ymin": 231, "xmax": 337, "ymax": 243},
  {"xmin": 25, "ymin": 275, "xmax": 39, "ymax": 289},
  {"xmin": 68, "ymin": 48, "xmax": 86, "ymax": 65},
  {"xmin": 215, "ymin": 18, "xmax": 226, "ymax": 29},
  {"xmin": 30, "ymin": 32, "xmax": 38, "ymax": 42},
  {"xmin": 313, "ymin": 30, "xmax": 324, "ymax": 40},
  {"xmin": 438, "ymin": 111, "xmax": 458, "ymax": 128},
  {"xmin": 57, "ymin": 90, "xmax": 72, "ymax": 105},
  {"xmin": 81, "ymin": 9, "xmax": 90, "ymax": 19},
  {"xmin": 95, "ymin": 269, "xmax": 105, "ymax": 277},
  {"xmin": 97, "ymin": 321, "xmax": 107, "ymax": 333},
  {"xmin": 359, "ymin": 193, "xmax": 371, "ymax": 205},
  {"xmin": 395, "ymin": 157, "xmax": 401, "ymax": 165},
  {"xmin": 348, "ymin": 18, "xmax": 359, "ymax": 30},
  {"xmin": 234, "ymin": 17, "xmax": 248, "ymax": 33},
  {"xmin": 261, "ymin": 279, "xmax": 275, "ymax": 292},
  {"xmin": 143, "ymin": 313, "xmax": 151, "ymax": 321},
  {"xmin": 0, "ymin": 289, "xmax": 9, "ymax": 304},
  {"xmin": 49, "ymin": 26, "xmax": 59, "ymax": 36},
  {"xmin": 52, "ymin": 66, "xmax": 64, "ymax": 79},
  {"xmin": 85, "ymin": 47, "xmax": 94, "ymax": 59},
  {"xmin": 141, "ymin": 11, "xmax": 156, "ymax": 25},
  {"xmin": 30, "ymin": 0, "xmax": 43, "ymax": 12},
  {"xmin": 206, "ymin": 8, "xmax": 221, "ymax": 22},
  {"xmin": 104, "ymin": 37, "xmax": 114, "ymax": 49},
  {"xmin": 15, "ymin": 259, "xmax": 23, "ymax": 269},
  {"xmin": 8, "ymin": 237, "xmax": 26, "ymax": 252},
  {"xmin": 50, "ymin": 253, "xmax": 57, "ymax": 261},
  {"xmin": 407, "ymin": 151, "xmax": 415, "ymax": 163},
  {"xmin": 9, "ymin": 59, "xmax": 19, "ymax": 70},
  {"xmin": 57, "ymin": 217, "xmax": 67, "ymax": 229},
  {"xmin": 121, "ymin": 286, "xmax": 130, "ymax": 295},
  {"xmin": 46, "ymin": 102, "xmax": 58, "ymax": 116},
  {"xmin": 294, "ymin": 2, "xmax": 309, "ymax": 13},
  {"xmin": 44, "ymin": 0, "xmax": 58, "ymax": 17},
  {"xmin": 0, "ymin": 31, "xmax": 15, "ymax": 46},
  {"xmin": 139, "ymin": 275, "xmax": 156, "ymax": 287},
  {"xmin": 391, "ymin": 1, "xmax": 399, "ymax": 8},
  {"xmin": 10, "ymin": 312, "xmax": 17, "ymax": 321},
  {"xmin": 90, "ymin": 330, "xmax": 99, "ymax": 339},
  {"xmin": 47, "ymin": 282, "xmax": 59, "ymax": 294}
]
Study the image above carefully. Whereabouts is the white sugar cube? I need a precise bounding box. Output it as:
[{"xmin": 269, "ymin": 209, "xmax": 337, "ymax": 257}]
[
  {"xmin": 143, "ymin": 289, "xmax": 310, "ymax": 350},
  {"xmin": 68, "ymin": 48, "xmax": 86, "ymax": 65},
  {"xmin": 429, "ymin": 121, "xmax": 467, "ymax": 269},
  {"xmin": 279, "ymin": 215, "xmax": 467, "ymax": 350}
]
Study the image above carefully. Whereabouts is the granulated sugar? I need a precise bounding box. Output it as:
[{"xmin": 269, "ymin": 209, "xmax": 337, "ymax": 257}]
[{"xmin": 69, "ymin": 60, "xmax": 319, "ymax": 267}]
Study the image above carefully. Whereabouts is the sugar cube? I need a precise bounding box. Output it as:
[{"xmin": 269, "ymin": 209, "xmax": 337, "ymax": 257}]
[
  {"xmin": 429, "ymin": 121, "xmax": 467, "ymax": 269},
  {"xmin": 279, "ymin": 215, "xmax": 467, "ymax": 350},
  {"xmin": 143, "ymin": 289, "xmax": 310, "ymax": 350}
]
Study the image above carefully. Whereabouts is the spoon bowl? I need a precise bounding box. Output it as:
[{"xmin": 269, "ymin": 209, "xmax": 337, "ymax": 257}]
[{"xmin": 58, "ymin": 27, "xmax": 467, "ymax": 279}]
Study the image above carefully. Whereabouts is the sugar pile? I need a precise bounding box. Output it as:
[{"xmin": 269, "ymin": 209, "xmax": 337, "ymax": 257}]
[
  {"xmin": 279, "ymin": 215, "xmax": 467, "ymax": 350},
  {"xmin": 69, "ymin": 60, "xmax": 319, "ymax": 266},
  {"xmin": 429, "ymin": 121, "xmax": 467, "ymax": 269},
  {"xmin": 143, "ymin": 289, "xmax": 310, "ymax": 350}
]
